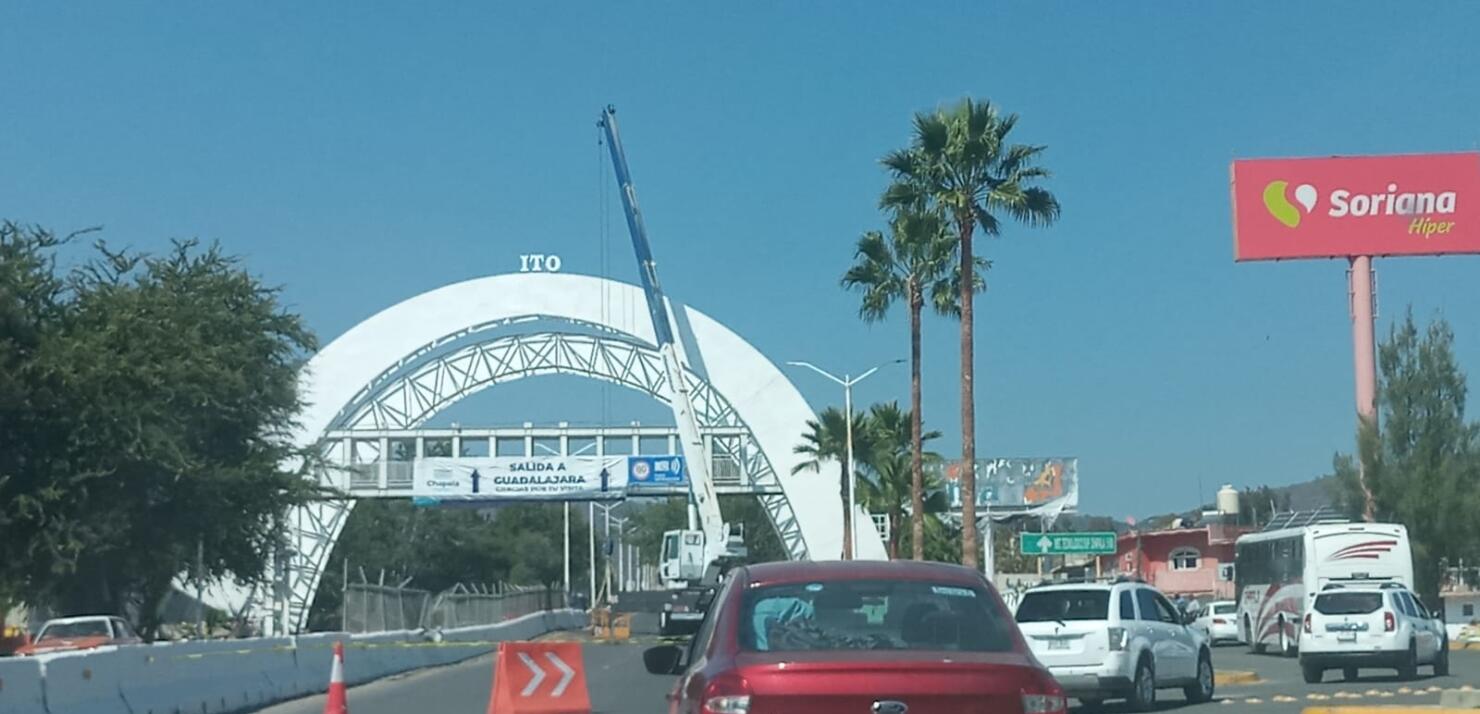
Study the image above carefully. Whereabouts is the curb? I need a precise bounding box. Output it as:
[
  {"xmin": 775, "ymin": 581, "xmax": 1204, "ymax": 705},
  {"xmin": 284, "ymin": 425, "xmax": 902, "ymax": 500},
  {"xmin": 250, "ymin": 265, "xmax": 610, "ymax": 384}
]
[
  {"xmin": 1216, "ymin": 670, "xmax": 1262, "ymax": 685},
  {"xmin": 1303, "ymin": 709, "xmax": 1472, "ymax": 714}
]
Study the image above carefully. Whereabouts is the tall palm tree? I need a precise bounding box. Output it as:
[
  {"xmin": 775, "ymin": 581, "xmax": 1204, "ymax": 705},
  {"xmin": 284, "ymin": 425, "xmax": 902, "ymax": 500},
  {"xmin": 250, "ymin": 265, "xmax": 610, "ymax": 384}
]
[
  {"xmin": 880, "ymin": 98, "xmax": 1060, "ymax": 568},
  {"xmin": 842, "ymin": 208, "xmax": 984, "ymax": 560},
  {"xmin": 855, "ymin": 402, "xmax": 942, "ymax": 559},
  {"xmin": 793, "ymin": 407, "xmax": 872, "ymax": 559}
]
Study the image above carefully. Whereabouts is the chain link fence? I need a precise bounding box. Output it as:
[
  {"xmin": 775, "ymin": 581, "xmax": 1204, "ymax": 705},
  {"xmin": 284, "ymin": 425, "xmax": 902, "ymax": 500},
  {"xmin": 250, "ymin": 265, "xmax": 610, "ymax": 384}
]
[
  {"xmin": 340, "ymin": 582, "xmax": 563, "ymax": 633},
  {"xmin": 421, "ymin": 584, "xmax": 564, "ymax": 630},
  {"xmin": 342, "ymin": 583, "xmax": 431, "ymax": 633}
]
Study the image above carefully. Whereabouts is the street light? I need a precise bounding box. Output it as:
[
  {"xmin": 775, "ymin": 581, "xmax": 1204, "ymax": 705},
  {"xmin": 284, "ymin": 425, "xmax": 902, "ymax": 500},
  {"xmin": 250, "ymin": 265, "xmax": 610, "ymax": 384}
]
[{"xmin": 785, "ymin": 358, "xmax": 904, "ymax": 559}]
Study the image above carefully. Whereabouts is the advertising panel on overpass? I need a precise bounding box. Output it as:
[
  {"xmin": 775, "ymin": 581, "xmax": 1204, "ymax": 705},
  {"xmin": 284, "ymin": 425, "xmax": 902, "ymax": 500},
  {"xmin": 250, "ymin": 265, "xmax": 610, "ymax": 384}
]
[
  {"xmin": 413, "ymin": 456, "xmax": 631, "ymax": 502},
  {"xmin": 1231, "ymin": 152, "xmax": 1480, "ymax": 260},
  {"xmin": 933, "ymin": 458, "xmax": 1079, "ymax": 518}
]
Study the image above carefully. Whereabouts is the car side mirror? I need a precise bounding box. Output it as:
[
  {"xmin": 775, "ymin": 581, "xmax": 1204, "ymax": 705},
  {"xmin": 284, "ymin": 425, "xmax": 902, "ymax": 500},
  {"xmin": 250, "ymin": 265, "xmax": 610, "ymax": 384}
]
[{"xmin": 643, "ymin": 644, "xmax": 686, "ymax": 675}]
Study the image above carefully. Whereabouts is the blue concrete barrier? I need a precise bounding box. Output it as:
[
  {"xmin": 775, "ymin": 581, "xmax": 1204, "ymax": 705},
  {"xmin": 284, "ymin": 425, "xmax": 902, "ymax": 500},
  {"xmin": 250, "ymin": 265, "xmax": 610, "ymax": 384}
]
[
  {"xmin": 0, "ymin": 657, "xmax": 46, "ymax": 714},
  {"xmin": 0, "ymin": 608, "xmax": 582, "ymax": 714}
]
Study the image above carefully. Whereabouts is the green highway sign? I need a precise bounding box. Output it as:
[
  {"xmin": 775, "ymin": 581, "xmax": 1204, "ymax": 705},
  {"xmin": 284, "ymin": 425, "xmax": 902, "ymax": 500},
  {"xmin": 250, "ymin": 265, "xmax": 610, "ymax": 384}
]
[{"xmin": 1020, "ymin": 532, "xmax": 1117, "ymax": 556}]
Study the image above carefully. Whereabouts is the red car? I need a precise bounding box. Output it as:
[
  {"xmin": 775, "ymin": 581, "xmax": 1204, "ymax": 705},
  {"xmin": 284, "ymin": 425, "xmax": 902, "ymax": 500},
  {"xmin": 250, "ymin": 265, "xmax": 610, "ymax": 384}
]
[
  {"xmin": 644, "ymin": 560, "xmax": 1067, "ymax": 714},
  {"xmin": 14, "ymin": 616, "xmax": 141, "ymax": 656}
]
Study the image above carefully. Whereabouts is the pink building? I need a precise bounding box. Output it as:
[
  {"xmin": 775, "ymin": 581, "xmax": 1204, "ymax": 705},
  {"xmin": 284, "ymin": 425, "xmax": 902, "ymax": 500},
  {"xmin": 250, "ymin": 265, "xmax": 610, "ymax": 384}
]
[{"xmin": 1097, "ymin": 523, "xmax": 1251, "ymax": 600}]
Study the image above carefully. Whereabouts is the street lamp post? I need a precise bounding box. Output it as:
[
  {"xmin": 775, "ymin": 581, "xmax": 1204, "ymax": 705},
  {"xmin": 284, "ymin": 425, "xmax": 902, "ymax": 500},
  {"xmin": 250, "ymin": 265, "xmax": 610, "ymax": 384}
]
[{"xmin": 785, "ymin": 358, "xmax": 903, "ymax": 559}]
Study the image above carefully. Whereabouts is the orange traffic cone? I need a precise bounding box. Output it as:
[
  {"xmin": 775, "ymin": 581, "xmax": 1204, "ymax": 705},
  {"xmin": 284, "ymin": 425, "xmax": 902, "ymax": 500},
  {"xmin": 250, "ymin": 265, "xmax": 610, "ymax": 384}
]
[{"xmin": 324, "ymin": 641, "xmax": 349, "ymax": 714}]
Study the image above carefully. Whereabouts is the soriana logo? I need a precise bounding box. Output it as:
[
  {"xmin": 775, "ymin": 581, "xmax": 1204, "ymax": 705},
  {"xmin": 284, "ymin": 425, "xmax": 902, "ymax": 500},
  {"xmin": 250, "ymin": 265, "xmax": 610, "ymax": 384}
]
[{"xmin": 1231, "ymin": 152, "xmax": 1480, "ymax": 261}]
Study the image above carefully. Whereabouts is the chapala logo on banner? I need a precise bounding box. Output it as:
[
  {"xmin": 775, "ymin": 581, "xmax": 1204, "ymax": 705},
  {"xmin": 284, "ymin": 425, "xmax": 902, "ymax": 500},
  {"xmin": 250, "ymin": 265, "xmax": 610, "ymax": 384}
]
[{"xmin": 1231, "ymin": 152, "xmax": 1480, "ymax": 260}]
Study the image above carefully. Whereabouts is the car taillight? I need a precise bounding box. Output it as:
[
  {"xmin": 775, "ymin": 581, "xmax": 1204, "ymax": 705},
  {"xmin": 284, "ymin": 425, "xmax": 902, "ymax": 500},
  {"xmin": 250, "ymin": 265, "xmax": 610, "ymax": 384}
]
[
  {"xmin": 1023, "ymin": 671, "xmax": 1068, "ymax": 714},
  {"xmin": 1023, "ymin": 691, "xmax": 1068, "ymax": 714},
  {"xmin": 1107, "ymin": 627, "xmax": 1128, "ymax": 651},
  {"xmin": 702, "ymin": 673, "xmax": 751, "ymax": 714},
  {"xmin": 1303, "ymin": 614, "xmax": 1312, "ymax": 634},
  {"xmin": 1213, "ymin": 618, "xmax": 1227, "ymax": 625},
  {"xmin": 1384, "ymin": 611, "xmax": 1396, "ymax": 632}
]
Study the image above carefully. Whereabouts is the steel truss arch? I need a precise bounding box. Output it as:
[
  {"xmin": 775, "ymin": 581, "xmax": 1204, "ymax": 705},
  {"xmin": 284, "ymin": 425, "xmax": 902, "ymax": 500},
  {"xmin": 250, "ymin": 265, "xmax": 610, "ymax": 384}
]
[{"xmin": 241, "ymin": 272, "xmax": 875, "ymax": 633}]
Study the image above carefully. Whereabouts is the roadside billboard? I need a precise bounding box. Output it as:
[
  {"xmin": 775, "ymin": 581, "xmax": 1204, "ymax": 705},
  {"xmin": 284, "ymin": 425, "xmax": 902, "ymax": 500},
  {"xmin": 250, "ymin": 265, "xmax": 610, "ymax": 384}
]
[
  {"xmin": 932, "ymin": 457, "xmax": 1079, "ymax": 517},
  {"xmin": 1231, "ymin": 152, "xmax": 1480, "ymax": 261}
]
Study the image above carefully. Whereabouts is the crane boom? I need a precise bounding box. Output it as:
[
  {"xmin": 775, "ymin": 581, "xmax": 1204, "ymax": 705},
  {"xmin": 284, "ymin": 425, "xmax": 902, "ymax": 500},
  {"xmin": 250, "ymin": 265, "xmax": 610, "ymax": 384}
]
[{"xmin": 598, "ymin": 105, "xmax": 736, "ymax": 578}]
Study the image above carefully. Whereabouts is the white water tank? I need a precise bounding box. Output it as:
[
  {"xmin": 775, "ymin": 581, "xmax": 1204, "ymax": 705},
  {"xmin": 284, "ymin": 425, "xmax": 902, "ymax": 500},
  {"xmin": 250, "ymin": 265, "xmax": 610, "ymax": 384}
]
[{"xmin": 1216, "ymin": 484, "xmax": 1239, "ymax": 515}]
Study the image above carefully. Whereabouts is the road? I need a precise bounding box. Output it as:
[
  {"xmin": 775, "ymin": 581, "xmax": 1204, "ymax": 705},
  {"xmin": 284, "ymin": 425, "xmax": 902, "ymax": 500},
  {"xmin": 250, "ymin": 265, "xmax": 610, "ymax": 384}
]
[{"xmin": 255, "ymin": 639, "xmax": 1480, "ymax": 714}]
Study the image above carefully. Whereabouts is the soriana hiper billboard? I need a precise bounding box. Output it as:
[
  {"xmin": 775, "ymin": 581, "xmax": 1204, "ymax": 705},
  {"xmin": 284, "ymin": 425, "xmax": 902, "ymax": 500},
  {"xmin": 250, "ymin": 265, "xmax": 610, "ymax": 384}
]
[{"xmin": 1231, "ymin": 152, "xmax": 1480, "ymax": 260}]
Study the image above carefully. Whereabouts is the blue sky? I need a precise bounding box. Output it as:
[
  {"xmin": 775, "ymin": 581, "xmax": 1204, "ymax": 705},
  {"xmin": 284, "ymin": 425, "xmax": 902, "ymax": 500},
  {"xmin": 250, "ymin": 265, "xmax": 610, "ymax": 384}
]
[{"xmin": 4, "ymin": 3, "xmax": 1479, "ymax": 518}]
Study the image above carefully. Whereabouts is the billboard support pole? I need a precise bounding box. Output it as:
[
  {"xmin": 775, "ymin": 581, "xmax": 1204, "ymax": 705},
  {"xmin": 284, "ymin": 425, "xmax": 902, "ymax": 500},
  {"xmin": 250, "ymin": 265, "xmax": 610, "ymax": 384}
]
[{"xmin": 1349, "ymin": 255, "xmax": 1379, "ymax": 522}]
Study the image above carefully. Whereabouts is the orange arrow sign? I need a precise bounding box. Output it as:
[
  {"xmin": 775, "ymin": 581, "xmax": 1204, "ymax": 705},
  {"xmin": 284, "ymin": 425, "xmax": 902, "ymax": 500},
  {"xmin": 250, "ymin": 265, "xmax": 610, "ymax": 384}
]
[{"xmin": 489, "ymin": 641, "xmax": 590, "ymax": 713}]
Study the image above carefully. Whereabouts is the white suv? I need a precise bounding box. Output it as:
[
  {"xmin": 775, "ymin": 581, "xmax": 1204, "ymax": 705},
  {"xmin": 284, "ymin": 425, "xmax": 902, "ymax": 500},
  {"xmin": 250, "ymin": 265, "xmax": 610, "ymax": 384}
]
[
  {"xmin": 1015, "ymin": 580, "xmax": 1214, "ymax": 711},
  {"xmin": 1299, "ymin": 583, "xmax": 1449, "ymax": 683}
]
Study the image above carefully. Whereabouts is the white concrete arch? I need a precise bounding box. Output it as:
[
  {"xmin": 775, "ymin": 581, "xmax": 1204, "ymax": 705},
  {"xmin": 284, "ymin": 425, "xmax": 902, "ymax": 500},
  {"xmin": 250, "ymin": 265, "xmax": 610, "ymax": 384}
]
[{"xmin": 257, "ymin": 272, "xmax": 883, "ymax": 632}]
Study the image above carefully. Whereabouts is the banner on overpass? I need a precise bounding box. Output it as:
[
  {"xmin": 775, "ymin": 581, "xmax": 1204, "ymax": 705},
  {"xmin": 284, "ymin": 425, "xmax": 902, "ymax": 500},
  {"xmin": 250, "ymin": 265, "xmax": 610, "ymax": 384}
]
[{"xmin": 412, "ymin": 456, "xmax": 630, "ymax": 501}]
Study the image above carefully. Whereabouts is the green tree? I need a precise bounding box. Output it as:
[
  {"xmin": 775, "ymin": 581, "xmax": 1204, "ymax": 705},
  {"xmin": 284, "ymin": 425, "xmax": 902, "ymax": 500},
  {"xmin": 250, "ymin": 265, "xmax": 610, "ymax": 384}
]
[
  {"xmin": 1, "ymin": 229, "xmax": 320, "ymax": 637},
  {"xmin": 308, "ymin": 501, "xmax": 592, "ymax": 631},
  {"xmin": 1237, "ymin": 486, "xmax": 1291, "ymax": 528},
  {"xmin": 0, "ymin": 224, "xmax": 77, "ymax": 615},
  {"xmin": 843, "ymin": 209, "xmax": 983, "ymax": 560},
  {"xmin": 881, "ymin": 98, "xmax": 1061, "ymax": 568},
  {"xmin": 1333, "ymin": 311, "xmax": 1480, "ymax": 599},
  {"xmin": 855, "ymin": 402, "xmax": 943, "ymax": 559},
  {"xmin": 794, "ymin": 407, "xmax": 873, "ymax": 559}
]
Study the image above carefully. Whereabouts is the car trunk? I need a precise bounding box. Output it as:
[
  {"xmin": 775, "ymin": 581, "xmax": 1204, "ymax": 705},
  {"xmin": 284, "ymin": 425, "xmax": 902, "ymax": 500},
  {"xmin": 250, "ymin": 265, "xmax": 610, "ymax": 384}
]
[
  {"xmin": 1016, "ymin": 621, "xmax": 1112, "ymax": 668},
  {"xmin": 1309, "ymin": 592, "xmax": 1390, "ymax": 647},
  {"xmin": 733, "ymin": 650, "xmax": 1041, "ymax": 714}
]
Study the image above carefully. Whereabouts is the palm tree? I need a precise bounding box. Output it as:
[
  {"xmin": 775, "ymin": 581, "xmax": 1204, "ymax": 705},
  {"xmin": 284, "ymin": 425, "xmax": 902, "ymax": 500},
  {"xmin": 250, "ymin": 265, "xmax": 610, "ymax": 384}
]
[
  {"xmin": 842, "ymin": 208, "xmax": 984, "ymax": 560},
  {"xmin": 793, "ymin": 407, "xmax": 872, "ymax": 559},
  {"xmin": 855, "ymin": 402, "xmax": 942, "ymax": 559},
  {"xmin": 880, "ymin": 98, "xmax": 1060, "ymax": 568}
]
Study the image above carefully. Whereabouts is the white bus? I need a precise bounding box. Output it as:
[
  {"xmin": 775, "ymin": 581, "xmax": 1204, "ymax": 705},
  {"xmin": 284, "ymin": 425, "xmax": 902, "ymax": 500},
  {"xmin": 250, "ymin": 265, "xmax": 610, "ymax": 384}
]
[{"xmin": 1234, "ymin": 522, "xmax": 1413, "ymax": 655}]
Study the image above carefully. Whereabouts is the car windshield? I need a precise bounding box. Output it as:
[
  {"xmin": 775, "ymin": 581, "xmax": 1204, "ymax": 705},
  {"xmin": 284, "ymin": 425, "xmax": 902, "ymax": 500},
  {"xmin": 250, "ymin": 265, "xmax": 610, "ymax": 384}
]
[
  {"xmin": 741, "ymin": 579, "xmax": 1014, "ymax": 653},
  {"xmin": 39, "ymin": 621, "xmax": 109, "ymax": 640},
  {"xmin": 1015, "ymin": 590, "xmax": 1111, "ymax": 623},
  {"xmin": 1314, "ymin": 592, "xmax": 1384, "ymax": 615},
  {"xmin": 1213, "ymin": 603, "xmax": 1237, "ymax": 615}
]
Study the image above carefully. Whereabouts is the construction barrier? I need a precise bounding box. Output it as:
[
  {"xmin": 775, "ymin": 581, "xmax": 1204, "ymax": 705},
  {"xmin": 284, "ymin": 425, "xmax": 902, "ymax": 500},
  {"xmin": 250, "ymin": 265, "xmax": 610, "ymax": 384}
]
[
  {"xmin": 0, "ymin": 608, "xmax": 585, "ymax": 714},
  {"xmin": 489, "ymin": 641, "xmax": 590, "ymax": 714}
]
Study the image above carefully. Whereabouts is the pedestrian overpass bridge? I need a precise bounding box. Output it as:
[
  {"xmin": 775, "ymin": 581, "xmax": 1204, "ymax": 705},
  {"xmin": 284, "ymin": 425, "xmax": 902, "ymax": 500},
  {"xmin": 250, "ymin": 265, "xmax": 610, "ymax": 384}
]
[{"xmin": 320, "ymin": 423, "xmax": 783, "ymax": 498}]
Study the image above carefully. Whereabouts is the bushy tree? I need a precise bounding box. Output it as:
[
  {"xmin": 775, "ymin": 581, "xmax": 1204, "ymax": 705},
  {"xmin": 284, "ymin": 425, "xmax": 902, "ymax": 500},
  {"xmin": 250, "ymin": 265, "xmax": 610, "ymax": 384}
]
[
  {"xmin": 1333, "ymin": 310, "xmax": 1480, "ymax": 599},
  {"xmin": 0, "ymin": 225, "xmax": 319, "ymax": 637}
]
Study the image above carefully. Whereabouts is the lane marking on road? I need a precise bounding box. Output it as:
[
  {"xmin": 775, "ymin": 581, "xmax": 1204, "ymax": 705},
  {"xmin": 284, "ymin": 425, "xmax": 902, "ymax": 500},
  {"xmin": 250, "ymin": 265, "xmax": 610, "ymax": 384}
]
[{"xmin": 1217, "ymin": 670, "xmax": 1263, "ymax": 685}]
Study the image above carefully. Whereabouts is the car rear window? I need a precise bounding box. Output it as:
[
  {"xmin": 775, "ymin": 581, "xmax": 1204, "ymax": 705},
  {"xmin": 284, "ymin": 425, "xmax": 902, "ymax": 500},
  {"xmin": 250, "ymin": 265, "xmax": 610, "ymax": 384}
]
[
  {"xmin": 741, "ymin": 579, "xmax": 1014, "ymax": 653},
  {"xmin": 39, "ymin": 621, "xmax": 110, "ymax": 640},
  {"xmin": 1213, "ymin": 603, "xmax": 1237, "ymax": 615},
  {"xmin": 1016, "ymin": 590, "xmax": 1111, "ymax": 623},
  {"xmin": 1314, "ymin": 592, "xmax": 1383, "ymax": 615}
]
